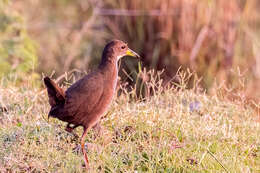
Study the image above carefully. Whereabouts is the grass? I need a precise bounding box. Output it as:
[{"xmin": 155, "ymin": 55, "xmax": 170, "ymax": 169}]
[{"xmin": 0, "ymin": 72, "xmax": 259, "ymax": 172}]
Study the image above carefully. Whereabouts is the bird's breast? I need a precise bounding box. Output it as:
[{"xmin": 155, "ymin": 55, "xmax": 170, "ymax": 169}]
[
  {"xmin": 86, "ymin": 63, "xmax": 118, "ymax": 123},
  {"xmin": 86, "ymin": 79, "xmax": 116, "ymax": 127}
]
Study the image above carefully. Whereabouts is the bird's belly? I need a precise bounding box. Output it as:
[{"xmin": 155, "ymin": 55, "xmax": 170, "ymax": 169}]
[{"xmin": 83, "ymin": 89, "xmax": 115, "ymax": 127}]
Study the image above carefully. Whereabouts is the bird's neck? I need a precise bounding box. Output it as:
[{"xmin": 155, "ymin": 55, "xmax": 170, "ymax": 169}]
[{"xmin": 98, "ymin": 59, "xmax": 118, "ymax": 86}]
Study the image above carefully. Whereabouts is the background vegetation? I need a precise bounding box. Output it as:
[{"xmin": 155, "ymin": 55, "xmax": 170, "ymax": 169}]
[
  {"xmin": 0, "ymin": 0, "xmax": 260, "ymax": 172},
  {"xmin": 7, "ymin": 0, "xmax": 260, "ymax": 100},
  {"xmin": 0, "ymin": 0, "xmax": 37, "ymax": 80}
]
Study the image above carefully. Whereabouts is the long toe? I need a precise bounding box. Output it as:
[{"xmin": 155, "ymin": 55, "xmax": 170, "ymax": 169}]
[
  {"xmin": 73, "ymin": 143, "xmax": 102, "ymax": 155},
  {"xmin": 73, "ymin": 143, "xmax": 88, "ymax": 155}
]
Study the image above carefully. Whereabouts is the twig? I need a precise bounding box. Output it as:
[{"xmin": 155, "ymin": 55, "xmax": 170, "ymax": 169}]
[
  {"xmin": 189, "ymin": 26, "xmax": 209, "ymax": 67},
  {"xmin": 94, "ymin": 8, "xmax": 178, "ymax": 16},
  {"xmin": 199, "ymin": 150, "xmax": 207, "ymax": 165},
  {"xmin": 207, "ymin": 149, "xmax": 229, "ymax": 173},
  {"xmin": 122, "ymin": 69, "xmax": 134, "ymax": 82},
  {"xmin": 55, "ymin": 69, "xmax": 82, "ymax": 83}
]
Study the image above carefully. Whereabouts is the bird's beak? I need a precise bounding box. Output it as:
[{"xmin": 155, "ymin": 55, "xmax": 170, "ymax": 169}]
[{"xmin": 126, "ymin": 48, "xmax": 140, "ymax": 58}]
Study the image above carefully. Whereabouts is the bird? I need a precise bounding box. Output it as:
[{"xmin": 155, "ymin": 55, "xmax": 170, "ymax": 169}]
[{"xmin": 43, "ymin": 40, "xmax": 140, "ymax": 169}]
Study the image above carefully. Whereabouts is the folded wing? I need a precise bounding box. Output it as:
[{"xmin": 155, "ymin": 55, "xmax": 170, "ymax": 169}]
[{"xmin": 64, "ymin": 71, "xmax": 104, "ymax": 117}]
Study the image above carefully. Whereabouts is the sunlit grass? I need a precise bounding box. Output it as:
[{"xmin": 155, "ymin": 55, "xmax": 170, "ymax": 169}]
[{"xmin": 0, "ymin": 71, "xmax": 259, "ymax": 172}]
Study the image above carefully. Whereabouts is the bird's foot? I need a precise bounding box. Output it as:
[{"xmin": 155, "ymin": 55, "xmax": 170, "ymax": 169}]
[
  {"xmin": 73, "ymin": 143, "xmax": 90, "ymax": 169},
  {"xmin": 73, "ymin": 143, "xmax": 102, "ymax": 154},
  {"xmin": 65, "ymin": 126, "xmax": 79, "ymax": 140},
  {"xmin": 92, "ymin": 122, "xmax": 103, "ymax": 139},
  {"xmin": 73, "ymin": 143, "xmax": 88, "ymax": 154}
]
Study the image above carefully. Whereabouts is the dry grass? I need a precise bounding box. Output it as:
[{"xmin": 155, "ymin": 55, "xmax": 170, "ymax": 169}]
[{"xmin": 0, "ymin": 71, "xmax": 259, "ymax": 172}]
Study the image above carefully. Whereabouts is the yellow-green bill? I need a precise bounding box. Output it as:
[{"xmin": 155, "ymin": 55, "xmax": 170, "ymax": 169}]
[{"xmin": 126, "ymin": 48, "xmax": 140, "ymax": 58}]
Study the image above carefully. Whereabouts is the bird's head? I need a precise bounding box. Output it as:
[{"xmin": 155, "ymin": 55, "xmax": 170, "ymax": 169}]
[{"xmin": 101, "ymin": 40, "xmax": 140, "ymax": 63}]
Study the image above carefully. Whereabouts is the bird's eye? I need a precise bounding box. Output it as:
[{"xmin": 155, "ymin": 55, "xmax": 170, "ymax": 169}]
[{"xmin": 121, "ymin": 46, "xmax": 126, "ymax": 49}]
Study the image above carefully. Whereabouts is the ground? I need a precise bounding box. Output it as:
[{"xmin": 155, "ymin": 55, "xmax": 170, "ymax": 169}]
[{"xmin": 0, "ymin": 76, "xmax": 259, "ymax": 173}]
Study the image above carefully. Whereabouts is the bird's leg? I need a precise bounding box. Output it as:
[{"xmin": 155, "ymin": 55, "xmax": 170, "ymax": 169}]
[
  {"xmin": 65, "ymin": 123, "xmax": 74, "ymax": 133},
  {"xmin": 65, "ymin": 123, "xmax": 79, "ymax": 139},
  {"xmin": 92, "ymin": 122, "xmax": 102, "ymax": 139},
  {"xmin": 81, "ymin": 127, "xmax": 90, "ymax": 169}
]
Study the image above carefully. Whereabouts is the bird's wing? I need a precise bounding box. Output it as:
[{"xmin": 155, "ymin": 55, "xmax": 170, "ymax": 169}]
[
  {"xmin": 44, "ymin": 77, "xmax": 65, "ymax": 107},
  {"xmin": 64, "ymin": 71, "xmax": 104, "ymax": 116}
]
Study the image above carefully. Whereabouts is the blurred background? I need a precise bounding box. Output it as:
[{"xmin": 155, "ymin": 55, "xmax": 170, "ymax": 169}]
[{"xmin": 0, "ymin": 0, "xmax": 259, "ymax": 100}]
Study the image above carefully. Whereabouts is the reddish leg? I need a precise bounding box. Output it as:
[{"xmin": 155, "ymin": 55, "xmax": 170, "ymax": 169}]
[{"xmin": 81, "ymin": 127, "xmax": 90, "ymax": 170}]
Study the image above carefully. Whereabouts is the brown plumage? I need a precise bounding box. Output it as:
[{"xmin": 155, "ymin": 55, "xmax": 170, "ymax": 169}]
[{"xmin": 44, "ymin": 40, "xmax": 139, "ymax": 169}]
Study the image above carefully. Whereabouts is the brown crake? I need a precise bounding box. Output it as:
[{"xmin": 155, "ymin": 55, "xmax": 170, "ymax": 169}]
[{"xmin": 44, "ymin": 40, "xmax": 140, "ymax": 169}]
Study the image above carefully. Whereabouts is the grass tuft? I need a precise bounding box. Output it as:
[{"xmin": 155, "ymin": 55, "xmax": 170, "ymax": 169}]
[{"xmin": 0, "ymin": 71, "xmax": 259, "ymax": 172}]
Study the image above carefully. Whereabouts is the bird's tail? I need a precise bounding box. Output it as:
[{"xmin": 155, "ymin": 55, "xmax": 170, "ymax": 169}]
[{"xmin": 44, "ymin": 77, "xmax": 65, "ymax": 118}]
